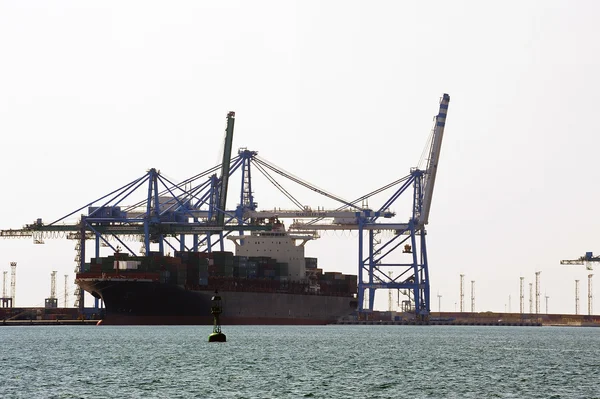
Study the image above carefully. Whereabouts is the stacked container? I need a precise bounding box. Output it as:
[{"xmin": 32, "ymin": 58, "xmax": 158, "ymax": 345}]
[
  {"xmin": 276, "ymin": 262, "xmax": 289, "ymax": 278},
  {"xmin": 305, "ymin": 257, "xmax": 318, "ymax": 269},
  {"xmin": 233, "ymin": 255, "xmax": 248, "ymax": 278},
  {"xmin": 247, "ymin": 261, "xmax": 258, "ymax": 279}
]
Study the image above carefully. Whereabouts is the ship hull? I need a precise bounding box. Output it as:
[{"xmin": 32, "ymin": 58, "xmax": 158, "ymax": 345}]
[{"xmin": 78, "ymin": 279, "xmax": 357, "ymax": 325}]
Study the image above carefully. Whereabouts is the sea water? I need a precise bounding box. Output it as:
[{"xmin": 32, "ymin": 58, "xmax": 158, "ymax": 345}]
[{"xmin": 1, "ymin": 325, "xmax": 599, "ymax": 399}]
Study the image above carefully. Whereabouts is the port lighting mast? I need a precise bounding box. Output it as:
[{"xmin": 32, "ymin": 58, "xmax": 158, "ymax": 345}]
[
  {"xmin": 459, "ymin": 274, "xmax": 464, "ymax": 312},
  {"xmin": 529, "ymin": 283, "xmax": 533, "ymax": 313},
  {"xmin": 575, "ymin": 279, "xmax": 580, "ymax": 315},
  {"xmin": 520, "ymin": 277, "xmax": 524, "ymax": 314},
  {"xmin": 64, "ymin": 274, "xmax": 69, "ymax": 308},
  {"xmin": 470, "ymin": 280, "xmax": 475, "ymax": 312},
  {"xmin": 1, "ymin": 270, "xmax": 11, "ymax": 308},
  {"xmin": 535, "ymin": 271, "xmax": 541, "ymax": 314},
  {"xmin": 10, "ymin": 262, "xmax": 16, "ymax": 307},
  {"xmin": 588, "ymin": 274, "xmax": 593, "ymax": 316}
]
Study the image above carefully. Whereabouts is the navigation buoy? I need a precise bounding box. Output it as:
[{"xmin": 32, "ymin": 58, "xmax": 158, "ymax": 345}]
[{"xmin": 208, "ymin": 290, "xmax": 226, "ymax": 342}]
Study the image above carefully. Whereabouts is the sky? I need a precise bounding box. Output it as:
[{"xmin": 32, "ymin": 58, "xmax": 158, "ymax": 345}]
[{"xmin": 1, "ymin": 1, "xmax": 599, "ymax": 315}]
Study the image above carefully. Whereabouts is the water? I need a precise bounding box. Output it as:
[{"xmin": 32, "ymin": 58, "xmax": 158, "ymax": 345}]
[{"xmin": 1, "ymin": 325, "xmax": 599, "ymax": 399}]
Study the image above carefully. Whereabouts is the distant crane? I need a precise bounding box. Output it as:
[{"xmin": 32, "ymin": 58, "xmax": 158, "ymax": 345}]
[{"xmin": 560, "ymin": 252, "xmax": 599, "ymax": 270}]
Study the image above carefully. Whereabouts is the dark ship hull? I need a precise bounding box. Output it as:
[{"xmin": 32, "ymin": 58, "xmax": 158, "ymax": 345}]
[
  {"xmin": 76, "ymin": 250, "xmax": 358, "ymax": 325},
  {"xmin": 77, "ymin": 278, "xmax": 357, "ymax": 325}
]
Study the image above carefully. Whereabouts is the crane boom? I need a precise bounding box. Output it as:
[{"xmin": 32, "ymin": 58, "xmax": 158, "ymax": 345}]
[
  {"xmin": 561, "ymin": 252, "xmax": 598, "ymax": 270},
  {"xmin": 560, "ymin": 260, "xmax": 585, "ymax": 265},
  {"xmin": 217, "ymin": 111, "xmax": 236, "ymax": 226},
  {"xmin": 419, "ymin": 93, "xmax": 450, "ymax": 226}
]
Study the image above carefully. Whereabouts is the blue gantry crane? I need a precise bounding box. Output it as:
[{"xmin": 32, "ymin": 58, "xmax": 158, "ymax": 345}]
[
  {"xmin": 277, "ymin": 93, "xmax": 451, "ymax": 318},
  {"xmin": 0, "ymin": 94, "xmax": 450, "ymax": 320}
]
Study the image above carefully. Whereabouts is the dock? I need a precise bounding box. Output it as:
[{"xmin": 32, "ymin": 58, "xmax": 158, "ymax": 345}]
[{"xmin": 1, "ymin": 319, "xmax": 99, "ymax": 326}]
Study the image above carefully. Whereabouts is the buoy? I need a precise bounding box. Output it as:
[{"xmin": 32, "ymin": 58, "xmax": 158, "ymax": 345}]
[{"xmin": 208, "ymin": 290, "xmax": 226, "ymax": 342}]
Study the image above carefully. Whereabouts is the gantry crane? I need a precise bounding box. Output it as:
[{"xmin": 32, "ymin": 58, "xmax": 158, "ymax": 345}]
[
  {"xmin": 242, "ymin": 93, "xmax": 450, "ymax": 319},
  {"xmin": 561, "ymin": 252, "xmax": 598, "ymax": 270},
  {"xmin": 0, "ymin": 95, "xmax": 450, "ymax": 320},
  {"xmin": 0, "ymin": 112, "xmax": 269, "ymax": 311}
]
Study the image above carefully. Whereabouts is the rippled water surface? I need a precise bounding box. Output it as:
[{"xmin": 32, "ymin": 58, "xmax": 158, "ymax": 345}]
[{"xmin": 1, "ymin": 325, "xmax": 599, "ymax": 398}]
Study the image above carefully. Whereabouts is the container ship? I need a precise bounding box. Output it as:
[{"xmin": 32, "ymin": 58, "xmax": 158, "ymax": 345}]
[{"xmin": 76, "ymin": 220, "xmax": 358, "ymax": 325}]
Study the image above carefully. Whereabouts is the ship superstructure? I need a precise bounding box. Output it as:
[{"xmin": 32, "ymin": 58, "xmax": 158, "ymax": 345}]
[{"xmin": 228, "ymin": 219, "xmax": 314, "ymax": 281}]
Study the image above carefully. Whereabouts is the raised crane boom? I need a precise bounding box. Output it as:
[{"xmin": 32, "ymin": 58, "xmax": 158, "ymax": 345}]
[
  {"xmin": 217, "ymin": 111, "xmax": 236, "ymax": 226},
  {"xmin": 419, "ymin": 93, "xmax": 450, "ymax": 227},
  {"xmin": 560, "ymin": 251, "xmax": 598, "ymax": 270}
]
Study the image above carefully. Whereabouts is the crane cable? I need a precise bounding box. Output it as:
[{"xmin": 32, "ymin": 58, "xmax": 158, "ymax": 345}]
[
  {"xmin": 251, "ymin": 160, "xmax": 305, "ymax": 210},
  {"xmin": 417, "ymin": 120, "xmax": 436, "ymax": 171}
]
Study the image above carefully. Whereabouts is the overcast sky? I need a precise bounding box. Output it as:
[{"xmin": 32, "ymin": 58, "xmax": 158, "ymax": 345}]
[{"xmin": 1, "ymin": 1, "xmax": 599, "ymax": 315}]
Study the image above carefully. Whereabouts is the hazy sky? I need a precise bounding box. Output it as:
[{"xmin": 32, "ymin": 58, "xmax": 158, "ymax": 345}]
[{"xmin": 1, "ymin": 1, "xmax": 599, "ymax": 315}]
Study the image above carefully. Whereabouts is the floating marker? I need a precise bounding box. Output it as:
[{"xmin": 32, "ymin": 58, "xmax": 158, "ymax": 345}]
[{"xmin": 208, "ymin": 290, "xmax": 226, "ymax": 342}]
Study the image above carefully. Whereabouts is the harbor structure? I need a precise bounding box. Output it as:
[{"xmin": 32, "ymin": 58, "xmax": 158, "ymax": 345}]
[{"xmin": 0, "ymin": 95, "xmax": 452, "ymax": 323}]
